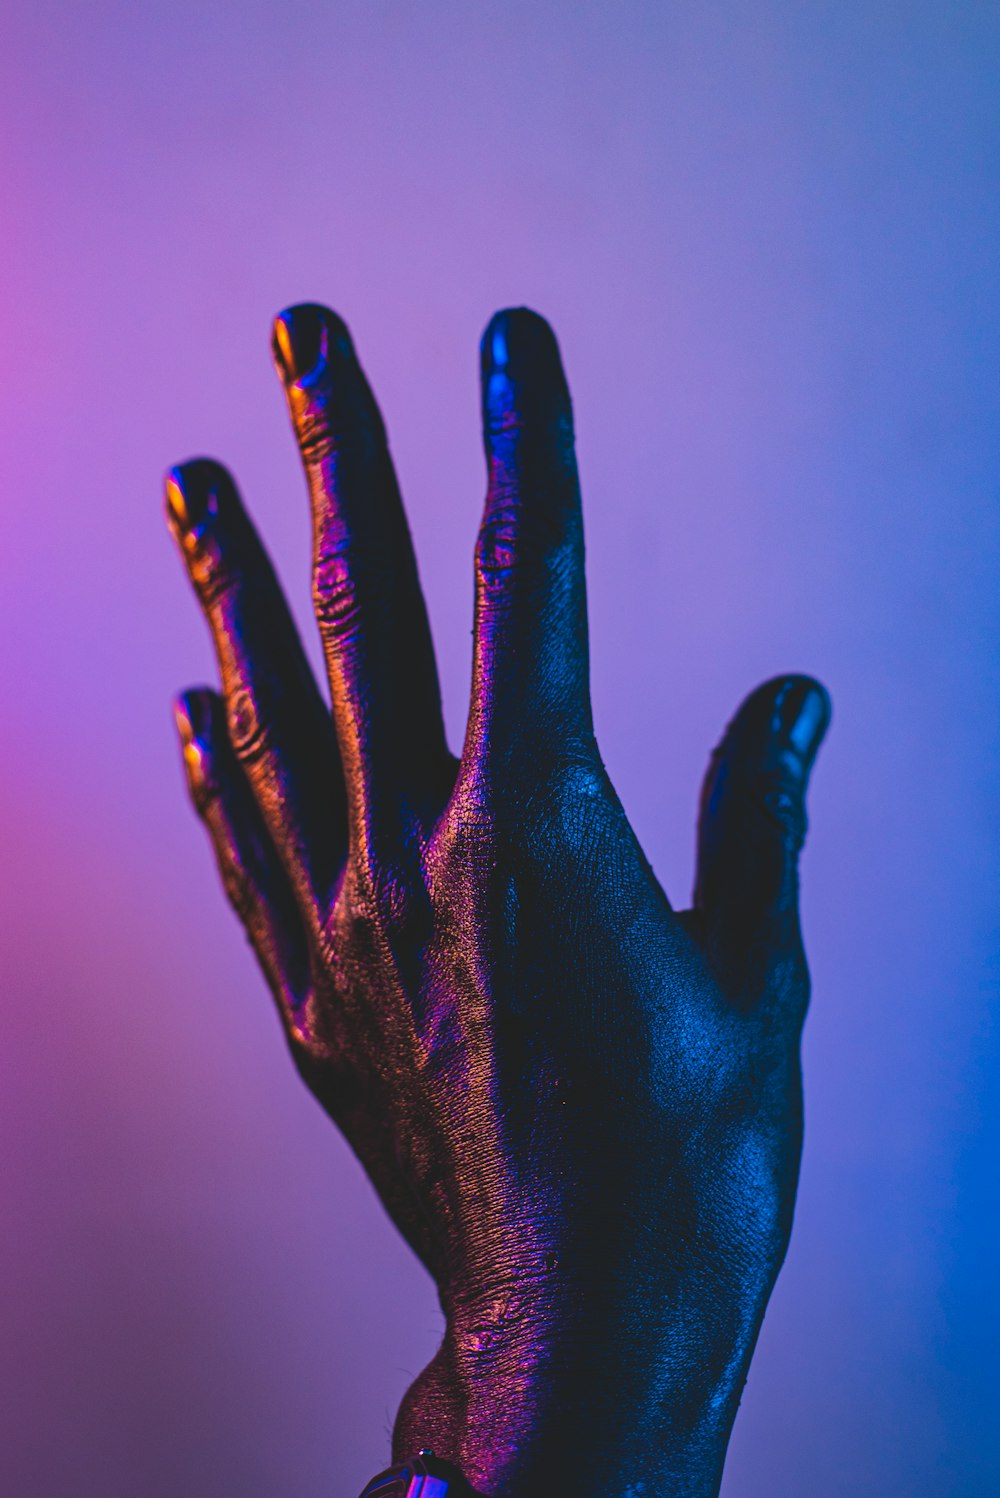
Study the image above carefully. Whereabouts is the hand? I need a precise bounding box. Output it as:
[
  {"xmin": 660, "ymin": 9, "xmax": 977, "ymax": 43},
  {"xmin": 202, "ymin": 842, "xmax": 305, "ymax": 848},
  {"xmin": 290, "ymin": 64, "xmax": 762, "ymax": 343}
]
[{"xmin": 167, "ymin": 305, "xmax": 829, "ymax": 1498}]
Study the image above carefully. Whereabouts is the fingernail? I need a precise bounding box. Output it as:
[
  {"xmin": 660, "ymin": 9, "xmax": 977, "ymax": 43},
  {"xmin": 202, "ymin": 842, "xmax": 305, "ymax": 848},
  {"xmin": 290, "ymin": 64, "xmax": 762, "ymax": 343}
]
[
  {"xmin": 481, "ymin": 307, "xmax": 565, "ymax": 387},
  {"xmin": 174, "ymin": 691, "xmax": 214, "ymax": 783},
  {"xmin": 776, "ymin": 678, "xmax": 831, "ymax": 765},
  {"xmin": 165, "ymin": 463, "xmax": 220, "ymax": 538},
  {"xmin": 480, "ymin": 309, "xmax": 570, "ymax": 444},
  {"xmin": 271, "ymin": 304, "xmax": 351, "ymax": 383},
  {"xmin": 173, "ymin": 690, "xmax": 211, "ymax": 745},
  {"xmin": 173, "ymin": 696, "xmax": 194, "ymax": 745}
]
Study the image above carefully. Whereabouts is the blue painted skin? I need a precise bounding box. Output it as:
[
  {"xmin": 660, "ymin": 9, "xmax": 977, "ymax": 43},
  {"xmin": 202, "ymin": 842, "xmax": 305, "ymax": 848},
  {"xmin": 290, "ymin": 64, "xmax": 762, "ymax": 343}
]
[{"xmin": 167, "ymin": 305, "xmax": 830, "ymax": 1498}]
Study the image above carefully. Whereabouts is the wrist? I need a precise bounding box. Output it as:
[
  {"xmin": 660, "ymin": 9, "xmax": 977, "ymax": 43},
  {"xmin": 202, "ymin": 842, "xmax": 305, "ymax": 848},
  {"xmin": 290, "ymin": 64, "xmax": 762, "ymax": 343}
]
[{"xmin": 392, "ymin": 1305, "xmax": 749, "ymax": 1497}]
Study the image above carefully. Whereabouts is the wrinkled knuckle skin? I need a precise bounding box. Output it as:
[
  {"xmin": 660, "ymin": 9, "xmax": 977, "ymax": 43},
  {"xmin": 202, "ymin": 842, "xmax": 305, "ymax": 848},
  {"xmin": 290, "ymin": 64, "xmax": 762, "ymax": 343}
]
[
  {"xmin": 475, "ymin": 492, "xmax": 576, "ymax": 591},
  {"xmin": 312, "ymin": 560, "xmax": 363, "ymax": 644},
  {"xmin": 294, "ymin": 400, "xmax": 340, "ymax": 467},
  {"xmin": 709, "ymin": 760, "xmax": 808, "ymax": 855},
  {"xmin": 182, "ymin": 530, "xmax": 236, "ymax": 611},
  {"xmin": 476, "ymin": 504, "xmax": 521, "ymax": 590},
  {"xmin": 311, "ymin": 524, "xmax": 366, "ymax": 642},
  {"xmin": 289, "ymin": 384, "xmax": 383, "ymax": 470},
  {"xmin": 226, "ymin": 688, "xmax": 274, "ymax": 767},
  {"xmin": 484, "ymin": 407, "xmax": 575, "ymax": 455},
  {"xmin": 760, "ymin": 780, "xmax": 808, "ymax": 852}
]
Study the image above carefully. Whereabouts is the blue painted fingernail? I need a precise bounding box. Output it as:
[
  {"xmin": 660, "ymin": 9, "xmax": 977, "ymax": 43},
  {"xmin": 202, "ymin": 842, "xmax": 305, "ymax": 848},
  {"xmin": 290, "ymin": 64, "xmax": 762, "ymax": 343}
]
[
  {"xmin": 490, "ymin": 322, "xmax": 508, "ymax": 370},
  {"xmin": 480, "ymin": 308, "xmax": 569, "ymax": 439},
  {"xmin": 481, "ymin": 307, "xmax": 563, "ymax": 383},
  {"xmin": 776, "ymin": 678, "xmax": 831, "ymax": 764}
]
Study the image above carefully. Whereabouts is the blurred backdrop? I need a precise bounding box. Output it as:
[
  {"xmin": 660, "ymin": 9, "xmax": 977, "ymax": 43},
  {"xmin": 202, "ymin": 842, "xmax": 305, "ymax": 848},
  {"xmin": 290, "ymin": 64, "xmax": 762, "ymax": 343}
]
[{"xmin": 1, "ymin": 3, "xmax": 998, "ymax": 1494}]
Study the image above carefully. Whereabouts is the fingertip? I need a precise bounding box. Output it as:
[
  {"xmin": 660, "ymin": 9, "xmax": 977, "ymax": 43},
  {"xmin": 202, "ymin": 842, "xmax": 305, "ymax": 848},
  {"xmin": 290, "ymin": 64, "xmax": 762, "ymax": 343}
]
[
  {"xmin": 173, "ymin": 685, "xmax": 217, "ymax": 740},
  {"xmin": 783, "ymin": 676, "xmax": 831, "ymax": 763},
  {"xmin": 479, "ymin": 308, "xmax": 570, "ymax": 436},
  {"xmin": 164, "ymin": 459, "xmax": 234, "ymax": 536},
  {"xmin": 173, "ymin": 687, "xmax": 222, "ymax": 795},
  {"xmin": 480, "ymin": 306, "xmax": 561, "ymax": 369},
  {"xmin": 480, "ymin": 306, "xmax": 566, "ymax": 378},
  {"xmin": 727, "ymin": 674, "xmax": 831, "ymax": 777},
  {"xmin": 271, "ymin": 303, "xmax": 353, "ymax": 384},
  {"xmin": 696, "ymin": 677, "xmax": 832, "ymax": 1002},
  {"xmin": 766, "ymin": 675, "xmax": 832, "ymax": 772}
]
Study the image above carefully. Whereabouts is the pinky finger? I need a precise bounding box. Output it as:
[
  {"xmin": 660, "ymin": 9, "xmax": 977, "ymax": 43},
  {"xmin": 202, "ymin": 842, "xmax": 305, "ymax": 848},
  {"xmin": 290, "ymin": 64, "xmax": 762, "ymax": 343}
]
[
  {"xmin": 693, "ymin": 675, "xmax": 831, "ymax": 1012},
  {"xmin": 174, "ymin": 687, "xmax": 310, "ymax": 1026}
]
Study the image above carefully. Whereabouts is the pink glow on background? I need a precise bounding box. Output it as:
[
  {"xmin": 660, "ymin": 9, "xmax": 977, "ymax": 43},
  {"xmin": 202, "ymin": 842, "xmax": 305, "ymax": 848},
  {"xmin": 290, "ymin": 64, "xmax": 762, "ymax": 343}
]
[{"xmin": 1, "ymin": 4, "xmax": 997, "ymax": 1494}]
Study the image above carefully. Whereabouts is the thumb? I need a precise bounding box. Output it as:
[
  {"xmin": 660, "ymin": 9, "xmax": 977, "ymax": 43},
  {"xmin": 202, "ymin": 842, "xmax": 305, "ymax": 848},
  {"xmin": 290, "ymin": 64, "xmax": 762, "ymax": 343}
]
[{"xmin": 693, "ymin": 675, "xmax": 831, "ymax": 1007}]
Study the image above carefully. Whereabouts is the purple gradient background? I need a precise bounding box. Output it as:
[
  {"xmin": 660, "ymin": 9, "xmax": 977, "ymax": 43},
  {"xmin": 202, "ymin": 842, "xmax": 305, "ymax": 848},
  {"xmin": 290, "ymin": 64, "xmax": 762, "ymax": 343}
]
[{"xmin": 1, "ymin": 4, "xmax": 997, "ymax": 1494}]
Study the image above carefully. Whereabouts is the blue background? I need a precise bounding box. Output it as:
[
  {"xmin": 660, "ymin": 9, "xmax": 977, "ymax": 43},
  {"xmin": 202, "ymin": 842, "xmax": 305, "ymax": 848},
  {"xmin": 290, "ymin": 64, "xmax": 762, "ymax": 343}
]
[{"xmin": 1, "ymin": 4, "xmax": 997, "ymax": 1493}]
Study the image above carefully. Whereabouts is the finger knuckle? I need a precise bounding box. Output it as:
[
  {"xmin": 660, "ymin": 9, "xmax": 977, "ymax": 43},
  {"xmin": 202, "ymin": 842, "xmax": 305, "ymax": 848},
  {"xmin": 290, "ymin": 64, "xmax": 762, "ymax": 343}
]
[
  {"xmin": 475, "ymin": 479, "xmax": 580, "ymax": 598},
  {"xmin": 290, "ymin": 386, "xmax": 382, "ymax": 470},
  {"xmin": 181, "ymin": 529, "xmax": 235, "ymax": 610},
  {"xmin": 484, "ymin": 407, "xmax": 574, "ymax": 453},
  {"xmin": 226, "ymin": 687, "xmax": 274, "ymax": 766},
  {"xmin": 312, "ymin": 535, "xmax": 364, "ymax": 642},
  {"xmin": 476, "ymin": 502, "xmax": 521, "ymax": 589},
  {"xmin": 760, "ymin": 777, "xmax": 807, "ymax": 851}
]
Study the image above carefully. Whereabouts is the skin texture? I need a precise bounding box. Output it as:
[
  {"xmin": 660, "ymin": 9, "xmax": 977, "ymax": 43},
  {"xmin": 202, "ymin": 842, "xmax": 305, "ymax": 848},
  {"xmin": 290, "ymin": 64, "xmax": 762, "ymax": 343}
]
[{"xmin": 167, "ymin": 305, "xmax": 830, "ymax": 1498}]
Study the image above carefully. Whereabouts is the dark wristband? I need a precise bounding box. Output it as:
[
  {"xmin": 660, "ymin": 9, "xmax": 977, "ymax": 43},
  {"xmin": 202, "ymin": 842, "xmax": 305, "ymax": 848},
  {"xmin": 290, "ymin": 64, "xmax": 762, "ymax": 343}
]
[{"xmin": 357, "ymin": 1450, "xmax": 473, "ymax": 1497}]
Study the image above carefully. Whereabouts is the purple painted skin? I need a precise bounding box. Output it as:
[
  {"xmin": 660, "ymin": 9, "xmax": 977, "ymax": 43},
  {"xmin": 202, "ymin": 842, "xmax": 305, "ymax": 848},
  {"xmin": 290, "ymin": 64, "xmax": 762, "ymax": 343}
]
[{"xmin": 167, "ymin": 305, "xmax": 830, "ymax": 1498}]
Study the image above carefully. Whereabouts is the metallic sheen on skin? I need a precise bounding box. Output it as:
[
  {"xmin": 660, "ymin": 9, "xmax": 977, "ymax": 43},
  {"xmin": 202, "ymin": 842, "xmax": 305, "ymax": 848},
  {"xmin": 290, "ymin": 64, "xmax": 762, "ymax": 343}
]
[{"xmin": 167, "ymin": 304, "xmax": 830, "ymax": 1498}]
